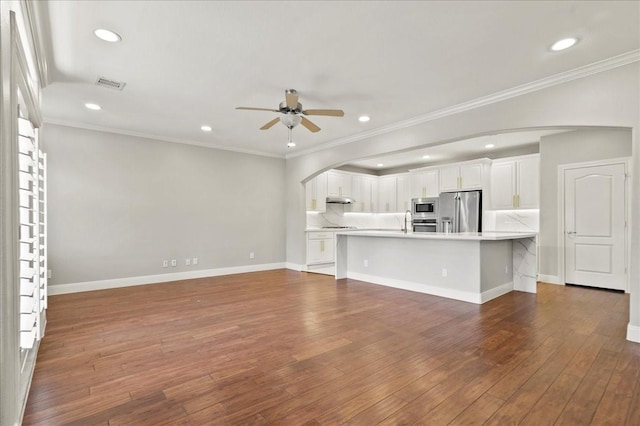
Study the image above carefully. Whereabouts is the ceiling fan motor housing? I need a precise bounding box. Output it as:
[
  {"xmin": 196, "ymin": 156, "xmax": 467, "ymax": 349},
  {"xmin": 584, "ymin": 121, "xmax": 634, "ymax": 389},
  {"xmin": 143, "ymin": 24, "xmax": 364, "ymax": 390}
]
[{"xmin": 278, "ymin": 101, "xmax": 303, "ymax": 114}]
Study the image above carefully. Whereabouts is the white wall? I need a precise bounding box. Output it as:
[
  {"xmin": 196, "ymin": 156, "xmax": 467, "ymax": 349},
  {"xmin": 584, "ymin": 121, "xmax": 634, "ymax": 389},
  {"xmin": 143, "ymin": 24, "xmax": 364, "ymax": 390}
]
[
  {"xmin": 538, "ymin": 128, "xmax": 632, "ymax": 280},
  {"xmin": 44, "ymin": 124, "xmax": 286, "ymax": 287},
  {"xmin": 285, "ymin": 62, "xmax": 640, "ymax": 340}
]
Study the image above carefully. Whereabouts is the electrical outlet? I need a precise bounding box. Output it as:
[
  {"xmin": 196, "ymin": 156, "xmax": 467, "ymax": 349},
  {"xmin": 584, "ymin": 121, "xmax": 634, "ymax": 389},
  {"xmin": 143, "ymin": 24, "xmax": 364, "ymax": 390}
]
[
  {"xmin": 186, "ymin": 258, "xmax": 191, "ymax": 266},
  {"xmin": 193, "ymin": 257, "xmax": 198, "ymax": 265},
  {"xmin": 47, "ymin": 269, "xmax": 52, "ymax": 279},
  {"xmin": 171, "ymin": 259, "xmax": 177, "ymax": 267},
  {"xmin": 442, "ymin": 268, "xmax": 448, "ymax": 277},
  {"xmin": 162, "ymin": 260, "xmax": 168, "ymax": 268},
  {"xmin": 505, "ymin": 265, "xmax": 509, "ymax": 274},
  {"xmin": 364, "ymin": 259, "xmax": 368, "ymax": 267},
  {"xmin": 249, "ymin": 252, "xmax": 255, "ymax": 259}
]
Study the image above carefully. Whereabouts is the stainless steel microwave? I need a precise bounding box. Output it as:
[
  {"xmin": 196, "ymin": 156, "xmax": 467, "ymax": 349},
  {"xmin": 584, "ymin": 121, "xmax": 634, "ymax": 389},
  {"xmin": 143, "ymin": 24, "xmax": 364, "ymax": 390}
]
[{"xmin": 411, "ymin": 197, "xmax": 438, "ymax": 218}]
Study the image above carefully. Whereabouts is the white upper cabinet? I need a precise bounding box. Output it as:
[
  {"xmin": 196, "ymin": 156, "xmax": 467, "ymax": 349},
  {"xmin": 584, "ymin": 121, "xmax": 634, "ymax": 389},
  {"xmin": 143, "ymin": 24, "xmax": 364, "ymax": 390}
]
[
  {"xmin": 351, "ymin": 174, "xmax": 376, "ymax": 213},
  {"xmin": 377, "ymin": 174, "xmax": 410, "ymax": 213},
  {"xmin": 438, "ymin": 160, "xmax": 486, "ymax": 193},
  {"xmin": 327, "ymin": 171, "xmax": 351, "ymax": 197},
  {"xmin": 410, "ymin": 169, "xmax": 439, "ymax": 198},
  {"xmin": 490, "ymin": 162, "xmax": 517, "ymax": 209},
  {"xmin": 460, "ymin": 163, "xmax": 484, "ymax": 189},
  {"xmin": 439, "ymin": 166, "xmax": 460, "ymax": 192},
  {"xmin": 378, "ymin": 176, "xmax": 397, "ymax": 213},
  {"xmin": 305, "ymin": 172, "xmax": 327, "ymax": 212},
  {"xmin": 396, "ymin": 174, "xmax": 411, "ymax": 212},
  {"xmin": 490, "ymin": 155, "xmax": 539, "ymax": 209}
]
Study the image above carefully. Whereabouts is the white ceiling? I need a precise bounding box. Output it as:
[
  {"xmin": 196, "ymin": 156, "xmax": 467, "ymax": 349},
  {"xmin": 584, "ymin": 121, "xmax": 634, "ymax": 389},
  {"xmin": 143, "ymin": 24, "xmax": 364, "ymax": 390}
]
[
  {"xmin": 35, "ymin": 1, "xmax": 639, "ymax": 161},
  {"xmin": 348, "ymin": 129, "xmax": 569, "ymax": 171}
]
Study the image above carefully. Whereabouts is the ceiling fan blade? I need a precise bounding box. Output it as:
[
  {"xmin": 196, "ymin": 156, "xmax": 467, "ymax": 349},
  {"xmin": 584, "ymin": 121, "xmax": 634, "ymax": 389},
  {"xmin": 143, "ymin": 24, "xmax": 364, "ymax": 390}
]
[
  {"xmin": 260, "ymin": 117, "xmax": 280, "ymax": 130},
  {"xmin": 300, "ymin": 116, "xmax": 321, "ymax": 133},
  {"xmin": 285, "ymin": 89, "xmax": 299, "ymax": 109},
  {"xmin": 302, "ymin": 109, "xmax": 345, "ymax": 117},
  {"xmin": 236, "ymin": 107, "xmax": 278, "ymax": 112}
]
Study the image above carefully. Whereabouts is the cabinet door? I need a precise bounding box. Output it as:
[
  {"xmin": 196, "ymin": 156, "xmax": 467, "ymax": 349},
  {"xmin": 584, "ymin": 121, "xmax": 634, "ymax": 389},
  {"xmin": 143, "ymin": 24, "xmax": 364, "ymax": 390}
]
[
  {"xmin": 327, "ymin": 171, "xmax": 351, "ymax": 197},
  {"xmin": 396, "ymin": 174, "xmax": 411, "ymax": 213},
  {"xmin": 517, "ymin": 157, "xmax": 539, "ymax": 209},
  {"xmin": 424, "ymin": 170, "xmax": 439, "ymax": 197},
  {"xmin": 305, "ymin": 172, "xmax": 327, "ymax": 212},
  {"xmin": 307, "ymin": 239, "xmax": 334, "ymax": 264},
  {"xmin": 370, "ymin": 178, "xmax": 379, "ymax": 213},
  {"xmin": 378, "ymin": 176, "xmax": 396, "ymax": 213},
  {"xmin": 410, "ymin": 172, "xmax": 424, "ymax": 198},
  {"xmin": 439, "ymin": 166, "xmax": 460, "ymax": 192},
  {"xmin": 459, "ymin": 163, "xmax": 483, "ymax": 189},
  {"xmin": 360, "ymin": 176, "xmax": 373, "ymax": 212},
  {"xmin": 490, "ymin": 161, "xmax": 517, "ymax": 209}
]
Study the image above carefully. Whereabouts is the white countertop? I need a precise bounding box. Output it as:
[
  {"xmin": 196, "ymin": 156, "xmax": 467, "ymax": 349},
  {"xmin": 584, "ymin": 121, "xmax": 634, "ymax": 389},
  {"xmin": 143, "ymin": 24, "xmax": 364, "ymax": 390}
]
[{"xmin": 335, "ymin": 230, "xmax": 537, "ymax": 241}]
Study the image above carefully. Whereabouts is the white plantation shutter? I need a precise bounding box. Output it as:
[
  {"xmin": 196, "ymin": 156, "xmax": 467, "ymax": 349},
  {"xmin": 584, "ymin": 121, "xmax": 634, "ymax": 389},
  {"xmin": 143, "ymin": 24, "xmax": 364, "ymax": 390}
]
[{"xmin": 18, "ymin": 117, "xmax": 46, "ymax": 349}]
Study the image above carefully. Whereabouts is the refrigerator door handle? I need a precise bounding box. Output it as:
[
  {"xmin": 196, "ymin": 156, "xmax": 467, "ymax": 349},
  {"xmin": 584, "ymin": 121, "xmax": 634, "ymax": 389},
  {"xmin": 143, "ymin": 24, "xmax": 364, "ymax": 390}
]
[{"xmin": 453, "ymin": 193, "xmax": 460, "ymax": 233}]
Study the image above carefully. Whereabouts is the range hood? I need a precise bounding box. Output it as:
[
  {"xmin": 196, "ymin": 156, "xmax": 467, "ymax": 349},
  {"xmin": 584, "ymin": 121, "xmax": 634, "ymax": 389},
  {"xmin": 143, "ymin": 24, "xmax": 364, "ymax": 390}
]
[{"xmin": 326, "ymin": 196, "xmax": 356, "ymax": 204}]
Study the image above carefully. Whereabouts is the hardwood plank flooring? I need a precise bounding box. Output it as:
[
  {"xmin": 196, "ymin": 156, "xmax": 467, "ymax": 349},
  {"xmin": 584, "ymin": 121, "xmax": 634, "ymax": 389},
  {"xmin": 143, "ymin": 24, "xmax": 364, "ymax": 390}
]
[{"xmin": 24, "ymin": 270, "xmax": 640, "ymax": 425}]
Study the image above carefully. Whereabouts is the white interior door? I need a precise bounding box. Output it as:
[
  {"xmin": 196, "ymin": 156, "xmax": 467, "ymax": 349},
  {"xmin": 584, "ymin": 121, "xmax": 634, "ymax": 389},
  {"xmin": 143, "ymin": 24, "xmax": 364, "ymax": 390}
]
[{"xmin": 564, "ymin": 163, "xmax": 626, "ymax": 290}]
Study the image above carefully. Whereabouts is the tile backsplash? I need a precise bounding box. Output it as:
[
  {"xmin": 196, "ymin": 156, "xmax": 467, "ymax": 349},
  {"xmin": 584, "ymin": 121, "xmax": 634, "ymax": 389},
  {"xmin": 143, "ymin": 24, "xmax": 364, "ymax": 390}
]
[
  {"xmin": 307, "ymin": 204, "xmax": 406, "ymax": 230},
  {"xmin": 484, "ymin": 209, "xmax": 539, "ymax": 232},
  {"xmin": 308, "ymin": 205, "xmax": 539, "ymax": 233}
]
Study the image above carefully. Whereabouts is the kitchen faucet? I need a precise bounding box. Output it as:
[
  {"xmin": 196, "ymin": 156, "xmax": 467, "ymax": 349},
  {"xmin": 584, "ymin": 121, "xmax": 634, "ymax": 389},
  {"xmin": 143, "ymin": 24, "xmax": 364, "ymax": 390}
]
[{"xmin": 404, "ymin": 210, "xmax": 411, "ymax": 234}]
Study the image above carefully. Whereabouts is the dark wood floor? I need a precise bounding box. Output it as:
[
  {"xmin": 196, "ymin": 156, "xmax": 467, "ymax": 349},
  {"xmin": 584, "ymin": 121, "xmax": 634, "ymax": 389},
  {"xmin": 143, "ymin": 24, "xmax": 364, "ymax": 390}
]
[{"xmin": 24, "ymin": 270, "xmax": 639, "ymax": 425}]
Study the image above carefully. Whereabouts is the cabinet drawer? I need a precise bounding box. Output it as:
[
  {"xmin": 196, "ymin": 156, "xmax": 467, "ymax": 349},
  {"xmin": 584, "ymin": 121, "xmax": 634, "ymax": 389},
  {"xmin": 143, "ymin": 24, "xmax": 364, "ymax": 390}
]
[{"xmin": 308, "ymin": 232, "xmax": 334, "ymax": 240}]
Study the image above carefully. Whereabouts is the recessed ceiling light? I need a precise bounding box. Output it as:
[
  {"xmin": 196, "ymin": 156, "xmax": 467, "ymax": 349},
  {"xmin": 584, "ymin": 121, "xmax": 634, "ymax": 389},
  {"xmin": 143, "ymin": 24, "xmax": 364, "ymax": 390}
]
[
  {"xmin": 550, "ymin": 37, "xmax": 578, "ymax": 52},
  {"xmin": 94, "ymin": 28, "xmax": 121, "ymax": 43},
  {"xmin": 358, "ymin": 115, "xmax": 370, "ymax": 123},
  {"xmin": 422, "ymin": 155, "xmax": 431, "ymax": 159},
  {"xmin": 84, "ymin": 103, "xmax": 101, "ymax": 111},
  {"xmin": 485, "ymin": 144, "xmax": 495, "ymax": 149},
  {"xmin": 201, "ymin": 125, "xmax": 212, "ymax": 132},
  {"xmin": 377, "ymin": 163, "xmax": 384, "ymax": 167}
]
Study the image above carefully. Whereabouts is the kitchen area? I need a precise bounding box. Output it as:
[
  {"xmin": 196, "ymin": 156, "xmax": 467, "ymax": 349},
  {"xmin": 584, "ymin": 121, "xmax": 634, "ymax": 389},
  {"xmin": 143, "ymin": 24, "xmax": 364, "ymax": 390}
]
[{"xmin": 305, "ymin": 152, "xmax": 540, "ymax": 303}]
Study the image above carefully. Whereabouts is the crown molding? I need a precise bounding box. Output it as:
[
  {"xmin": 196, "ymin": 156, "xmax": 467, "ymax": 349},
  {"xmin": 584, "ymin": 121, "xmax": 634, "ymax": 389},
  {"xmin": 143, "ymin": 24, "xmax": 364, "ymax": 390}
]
[
  {"xmin": 21, "ymin": 0, "xmax": 48, "ymax": 87},
  {"xmin": 43, "ymin": 119, "xmax": 286, "ymax": 159},
  {"xmin": 286, "ymin": 49, "xmax": 640, "ymax": 160}
]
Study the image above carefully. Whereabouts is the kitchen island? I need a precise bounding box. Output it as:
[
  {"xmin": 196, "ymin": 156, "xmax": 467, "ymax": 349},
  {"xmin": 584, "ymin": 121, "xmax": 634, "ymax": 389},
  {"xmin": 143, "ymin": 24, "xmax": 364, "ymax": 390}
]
[{"xmin": 335, "ymin": 231, "xmax": 537, "ymax": 304}]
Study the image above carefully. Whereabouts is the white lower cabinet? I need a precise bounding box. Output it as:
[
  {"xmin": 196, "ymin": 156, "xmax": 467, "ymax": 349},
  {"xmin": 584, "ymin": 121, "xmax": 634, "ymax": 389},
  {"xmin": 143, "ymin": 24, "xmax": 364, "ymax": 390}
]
[{"xmin": 307, "ymin": 231, "xmax": 334, "ymax": 264}]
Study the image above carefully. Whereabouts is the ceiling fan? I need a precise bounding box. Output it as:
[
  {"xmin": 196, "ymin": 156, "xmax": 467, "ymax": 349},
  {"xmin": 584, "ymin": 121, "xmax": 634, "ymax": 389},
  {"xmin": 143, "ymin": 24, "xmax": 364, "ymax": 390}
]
[{"xmin": 236, "ymin": 89, "xmax": 344, "ymax": 134}]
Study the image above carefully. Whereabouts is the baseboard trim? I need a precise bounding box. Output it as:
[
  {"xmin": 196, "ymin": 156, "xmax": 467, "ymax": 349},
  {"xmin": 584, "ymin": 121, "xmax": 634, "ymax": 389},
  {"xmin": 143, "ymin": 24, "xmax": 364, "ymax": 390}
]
[
  {"xmin": 48, "ymin": 263, "xmax": 286, "ymax": 295},
  {"xmin": 627, "ymin": 323, "xmax": 640, "ymax": 343},
  {"xmin": 346, "ymin": 272, "xmax": 512, "ymax": 304},
  {"xmin": 538, "ymin": 274, "xmax": 563, "ymax": 285},
  {"xmin": 285, "ymin": 262, "xmax": 304, "ymax": 272},
  {"xmin": 481, "ymin": 282, "xmax": 515, "ymax": 303}
]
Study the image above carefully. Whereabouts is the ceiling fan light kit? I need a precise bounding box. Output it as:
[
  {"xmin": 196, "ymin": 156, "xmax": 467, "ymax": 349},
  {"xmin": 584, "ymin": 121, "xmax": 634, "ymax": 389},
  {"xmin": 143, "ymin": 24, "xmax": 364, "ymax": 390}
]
[{"xmin": 236, "ymin": 89, "xmax": 345, "ymax": 147}]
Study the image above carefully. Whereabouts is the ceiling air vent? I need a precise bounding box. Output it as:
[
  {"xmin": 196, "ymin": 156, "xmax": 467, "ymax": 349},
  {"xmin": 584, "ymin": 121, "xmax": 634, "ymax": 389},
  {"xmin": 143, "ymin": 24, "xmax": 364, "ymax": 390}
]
[{"xmin": 95, "ymin": 76, "xmax": 126, "ymax": 91}]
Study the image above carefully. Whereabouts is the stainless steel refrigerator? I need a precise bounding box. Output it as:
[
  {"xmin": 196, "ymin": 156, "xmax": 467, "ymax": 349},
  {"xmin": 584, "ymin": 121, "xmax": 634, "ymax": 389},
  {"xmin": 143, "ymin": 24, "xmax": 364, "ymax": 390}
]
[{"xmin": 437, "ymin": 190, "xmax": 482, "ymax": 233}]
